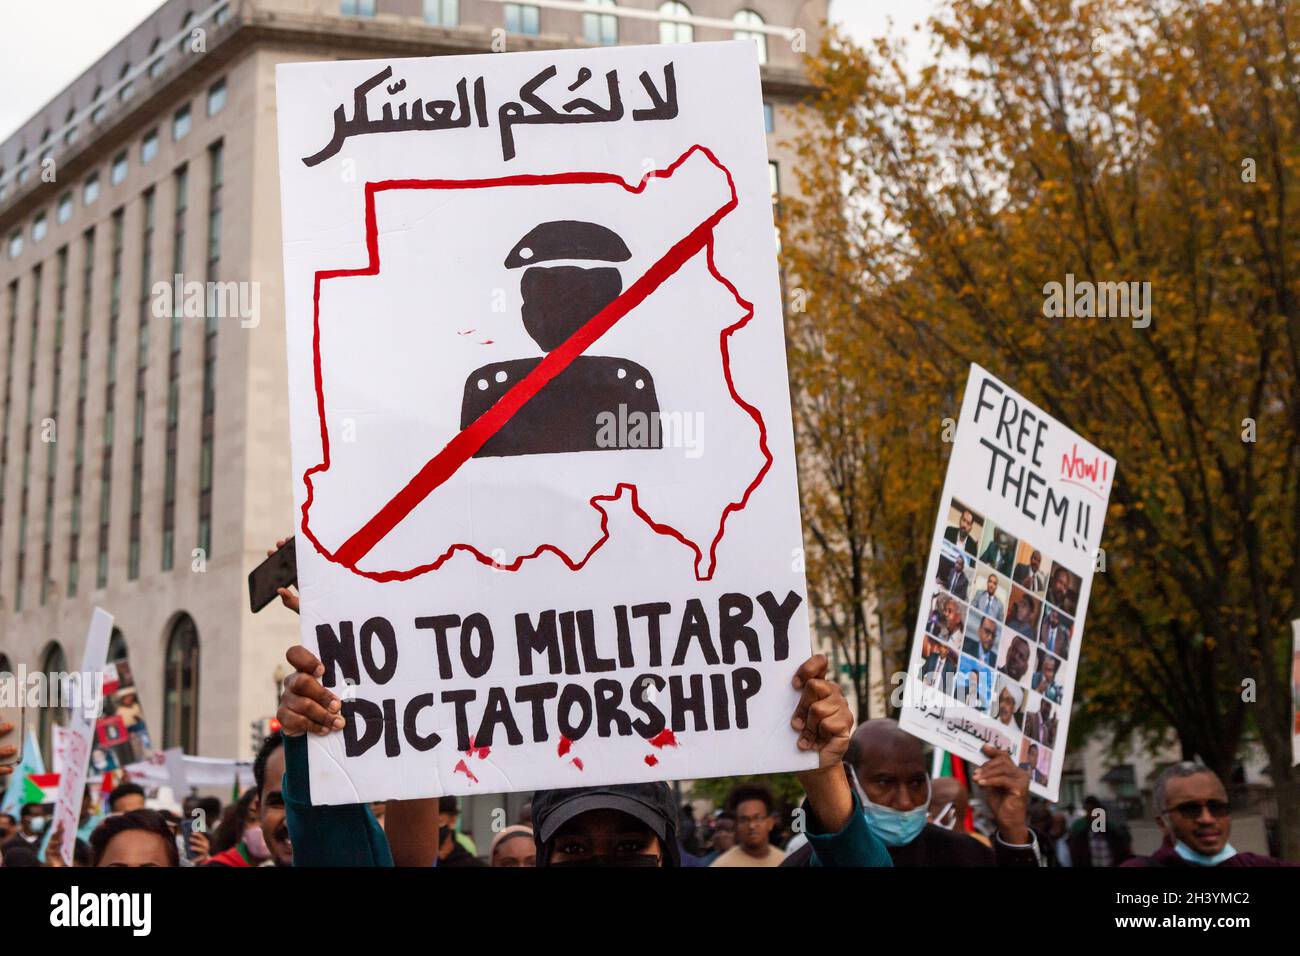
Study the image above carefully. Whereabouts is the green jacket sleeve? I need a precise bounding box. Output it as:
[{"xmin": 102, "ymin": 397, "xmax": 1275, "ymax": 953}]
[
  {"xmin": 282, "ymin": 734, "xmax": 394, "ymax": 867},
  {"xmin": 804, "ymin": 792, "xmax": 893, "ymax": 868}
]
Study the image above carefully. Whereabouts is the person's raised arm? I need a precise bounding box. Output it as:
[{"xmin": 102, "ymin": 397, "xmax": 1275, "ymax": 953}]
[
  {"xmin": 277, "ymin": 646, "xmax": 391, "ymax": 866},
  {"xmin": 791, "ymin": 655, "xmax": 854, "ymax": 832},
  {"xmin": 278, "ymin": 645, "xmax": 441, "ymax": 865},
  {"xmin": 790, "ymin": 655, "xmax": 890, "ymax": 867}
]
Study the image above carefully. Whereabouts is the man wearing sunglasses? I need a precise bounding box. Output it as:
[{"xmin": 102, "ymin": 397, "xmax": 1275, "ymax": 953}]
[{"xmin": 1123, "ymin": 761, "xmax": 1293, "ymax": 867}]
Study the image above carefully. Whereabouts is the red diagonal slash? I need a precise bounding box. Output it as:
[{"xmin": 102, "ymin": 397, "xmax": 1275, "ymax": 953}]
[{"xmin": 325, "ymin": 146, "xmax": 738, "ymax": 569}]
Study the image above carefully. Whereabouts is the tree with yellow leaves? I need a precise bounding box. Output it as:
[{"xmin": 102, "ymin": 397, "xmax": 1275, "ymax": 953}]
[{"xmin": 784, "ymin": 0, "xmax": 1300, "ymax": 856}]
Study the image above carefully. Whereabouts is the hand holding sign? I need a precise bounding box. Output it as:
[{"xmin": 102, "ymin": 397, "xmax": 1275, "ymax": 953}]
[
  {"xmin": 973, "ymin": 743, "xmax": 1031, "ymax": 845},
  {"xmin": 277, "ymin": 646, "xmax": 343, "ymax": 737}
]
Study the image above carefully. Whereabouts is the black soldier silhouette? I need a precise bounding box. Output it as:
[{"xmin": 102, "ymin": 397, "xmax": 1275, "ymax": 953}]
[{"xmin": 460, "ymin": 220, "xmax": 662, "ymax": 457}]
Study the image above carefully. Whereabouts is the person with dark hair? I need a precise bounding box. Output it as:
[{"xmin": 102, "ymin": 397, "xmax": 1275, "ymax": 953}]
[
  {"xmin": 89, "ymin": 809, "xmax": 179, "ymax": 867},
  {"xmin": 277, "ymin": 645, "xmax": 891, "ymax": 868},
  {"xmin": 699, "ymin": 811, "xmax": 736, "ymax": 865},
  {"xmin": 0, "ymin": 812, "xmax": 16, "ymax": 843},
  {"xmin": 183, "ymin": 795, "xmax": 221, "ymax": 831},
  {"xmin": 107, "ymin": 782, "xmax": 146, "ymax": 814},
  {"xmin": 1121, "ymin": 764, "xmax": 1293, "ymax": 867},
  {"xmin": 1067, "ymin": 794, "xmax": 1132, "ymax": 867},
  {"xmin": 210, "ymin": 789, "xmax": 253, "ymax": 855},
  {"xmin": 207, "ymin": 787, "xmax": 273, "ymax": 867},
  {"xmin": 980, "ymin": 530, "xmax": 1016, "ymax": 576},
  {"xmin": 710, "ymin": 783, "xmax": 782, "ymax": 867},
  {"xmin": 249, "ymin": 732, "xmax": 295, "ymax": 867},
  {"xmin": 1, "ymin": 840, "xmax": 41, "ymax": 867},
  {"xmin": 437, "ymin": 796, "xmax": 485, "ymax": 867},
  {"xmin": 16, "ymin": 803, "xmax": 48, "ymax": 848}
]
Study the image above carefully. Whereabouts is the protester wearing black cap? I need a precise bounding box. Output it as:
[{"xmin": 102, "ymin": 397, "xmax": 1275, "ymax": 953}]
[{"xmin": 530, "ymin": 781, "xmax": 681, "ymax": 867}]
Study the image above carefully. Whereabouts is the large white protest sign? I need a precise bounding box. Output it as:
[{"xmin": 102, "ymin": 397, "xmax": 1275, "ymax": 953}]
[
  {"xmin": 276, "ymin": 42, "xmax": 814, "ymax": 803},
  {"xmin": 50, "ymin": 607, "xmax": 112, "ymax": 864},
  {"xmin": 899, "ymin": 365, "xmax": 1115, "ymax": 800}
]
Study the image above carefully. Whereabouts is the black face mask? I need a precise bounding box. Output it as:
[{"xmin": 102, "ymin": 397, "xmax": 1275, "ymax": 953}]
[
  {"xmin": 547, "ymin": 854, "xmax": 661, "ymax": 868},
  {"xmin": 439, "ymin": 825, "xmax": 453, "ymax": 845},
  {"xmin": 520, "ymin": 265, "xmax": 622, "ymax": 351}
]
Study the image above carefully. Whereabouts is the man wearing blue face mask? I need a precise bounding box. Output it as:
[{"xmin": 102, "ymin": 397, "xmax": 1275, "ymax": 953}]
[
  {"xmin": 1122, "ymin": 762, "xmax": 1294, "ymax": 867},
  {"xmin": 784, "ymin": 720, "xmax": 1040, "ymax": 866}
]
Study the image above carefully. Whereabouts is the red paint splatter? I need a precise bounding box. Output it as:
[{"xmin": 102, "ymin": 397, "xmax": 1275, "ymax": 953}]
[
  {"xmin": 557, "ymin": 736, "xmax": 573, "ymax": 757},
  {"xmin": 648, "ymin": 729, "xmax": 678, "ymax": 749},
  {"xmin": 453, "ymin": 759, "xmax": 479, "ymax": 784},
  {"xmin": 464, "ymin": 736, "xmax": 490, "ymax": 760},
  {"xmin": 457, "ymin": 329, "xmax": 474, "ymax": 335},
  {"xmin": 571, "ymin": 757, "xmax": 584, "ymax": 771},
  {"xmin": 479, "ymin": 339, "xmax": 494, "ymax": 345},
  {"xmin": 644, "ymin": 754, "xmax": 658, "ymax": 767}
]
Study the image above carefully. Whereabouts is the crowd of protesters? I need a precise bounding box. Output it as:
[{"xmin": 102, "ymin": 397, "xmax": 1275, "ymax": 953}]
[{"xmin": 0, "ymin": 543, "xmax": 1290, "ymax": 869}]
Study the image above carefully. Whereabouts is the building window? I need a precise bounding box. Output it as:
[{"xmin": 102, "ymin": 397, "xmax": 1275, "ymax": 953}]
[
  {"xmin": 215, "ymin": 4, "xmax": 230, "ymax": 27},
  {"xmin": 173, "ymin": 103, "xmax": 191, "ymax": 141},
  {"xmin": 141, "ymin": 129, "xmax": 159, "ymax": 165},
  {"xmin": 341, "ymin": 0, "xmax": 377, "ymax": 15},
  {"xmin": 111, "ymin": 152, "xmax": 128, "ymax": 185},
  {"xmin": 584, "ymin": 0, "xmax": 618, "ymax": 45},
  {"xmin": 38, "ymin": 643, "xmax": 68, "ymax": 764},
  {"xmin": 198, "ymin": 142, "xmax": 223, "ymax": 558},
  {"xmin": 7, "ymin": 232, "xmax": 21, "ymax": 260},
  {"xmin": 207, "ymin": 78, "xmax": 227, "ymax": 117},
  {"xmin": 41, "ymin": 248, "xmax": 68, "ymax": 605},
  {"xmin": 163, "ymin": 614, "xmax": 200, "ymax": 752},
  {"xmin": 763, "ymin": 102, "xmax": 774, "ymax": 133},
  {"xmin": 424, "ymin": 0, "xmax": 458, "ymax": 27},
  {"xmin": 98, "ymin": 209, "xmax": 125, "ymax": 589},
  {"xmin": 147, "ymin": 39, "xmax": 164, "ymax": 80},
  {"xmin": 16, "ymin": 149, "xmax": 30, "ymax": 185},
  {"xmin": 505, "ymin": 3, "xmax": 540, "ymax": 36},
  {"xmin": 68, "ymin": 228, "xmax": 94, "ymax": 598},
  {"xmin": 128, "ymin": 190, "xmax": 156, "ymax": 581},
  {"xmin": 15, "ymin": 264, "xmax": 42, "ymax": 613},
  {"xmin": 119, "ymin": 63, "xmax": 134, "ymax": 103},
  {"xmin": 734, "ymin": 10, "xmax": 768, "ymax": 65},
  {"xmin": 63, "ymin": 107, "xmax": 78, "ymax": 146},
  {"xmin": 84, "ymin": 172, "xmax": 100, "ymax": 205},
  {"xmin": 108, "ymin": 628, "xmax": 127, "ymax": 663},
  {"xmin": 31, "ymin": 213, "xmax": 47, "ymax": 243},
  {"xmin": 0, "ymin": 281, "xmax": 17, "ymax": 604},
  {"xmin": 57, "ymin": 192, "xmax": 73, "ymax": 225},
  {"xmin": 91, "ymin": 85, "xmax": 106, "ymax": 124},
  {"xmin": 161, "ymin": 166, "xmax": 188, "ymax": 572},
  {"xmin": 659, "ymin": 1, "xmax": 692, "ymax": 44}
]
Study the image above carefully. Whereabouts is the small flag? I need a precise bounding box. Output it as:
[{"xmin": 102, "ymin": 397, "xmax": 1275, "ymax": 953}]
[
  {"xmin": 21, "ymin": 772, "xmax": 61, "ymax": 805},
  {"xmin": 0, "ymin": 728, "xmax": 47, "ymax": 815}
]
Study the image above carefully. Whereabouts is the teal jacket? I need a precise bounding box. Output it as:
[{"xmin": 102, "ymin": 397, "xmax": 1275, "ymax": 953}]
[
  {"xmin": 804, "ymin": 793, "xmax": 894, "ymax": 868},
  {"xmin": 282, "ymin": 734, "xmax": 393, "ymax": 867}
]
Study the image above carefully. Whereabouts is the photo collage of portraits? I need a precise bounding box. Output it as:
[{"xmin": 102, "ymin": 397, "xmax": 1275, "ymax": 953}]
[{"xmin": 918, "ymin": 497, "xmax": 1082, "ymax": 786}]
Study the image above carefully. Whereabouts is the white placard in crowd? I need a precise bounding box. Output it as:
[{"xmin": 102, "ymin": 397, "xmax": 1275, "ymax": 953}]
[
  {"xmin": 900, "ymin": 365, "xmax": 1116, "ymax": 801},
  {"xmin": 275, "ymin": 41, "xmax": 813, "ymax": 802},
  {"xmin": 50, "ymin": 607, "xmax": 113, "ymax": 865}
]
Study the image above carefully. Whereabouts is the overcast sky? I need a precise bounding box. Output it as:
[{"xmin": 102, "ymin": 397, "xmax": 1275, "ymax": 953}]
[{"xmin": 0, "ymin": 0, "xmax": 935, "ymax": 143}]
